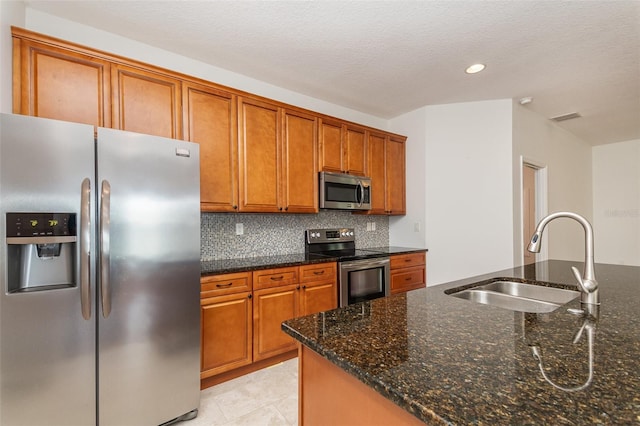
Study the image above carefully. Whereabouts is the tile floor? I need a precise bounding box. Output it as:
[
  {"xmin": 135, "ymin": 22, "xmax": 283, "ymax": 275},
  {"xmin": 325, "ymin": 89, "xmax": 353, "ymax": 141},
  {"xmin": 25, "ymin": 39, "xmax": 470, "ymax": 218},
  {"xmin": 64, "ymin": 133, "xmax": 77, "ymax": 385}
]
[{"xmin": 189, "ymin": 358, "xmax": 298, "ymax": 426}]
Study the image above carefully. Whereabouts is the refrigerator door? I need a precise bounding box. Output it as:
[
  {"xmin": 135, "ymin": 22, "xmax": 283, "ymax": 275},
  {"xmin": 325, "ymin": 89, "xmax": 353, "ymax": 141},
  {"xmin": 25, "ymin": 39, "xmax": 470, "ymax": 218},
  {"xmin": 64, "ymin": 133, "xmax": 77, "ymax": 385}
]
[
  {"xmin": 0, "ymin": 114, "xmax": 96, "ymax": 425},
  {"xmin": 96, "ymin": 128, "xmax": 201, "ymax": 425}
]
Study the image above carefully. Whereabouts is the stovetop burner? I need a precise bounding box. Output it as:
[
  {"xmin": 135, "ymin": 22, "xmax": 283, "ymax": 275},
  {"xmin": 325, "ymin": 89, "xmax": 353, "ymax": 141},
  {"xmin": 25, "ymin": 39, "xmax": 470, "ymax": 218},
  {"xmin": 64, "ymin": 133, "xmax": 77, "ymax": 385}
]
[{"xmin": 305, "ymin": 228, "xmax": 389, "ymax": 261}]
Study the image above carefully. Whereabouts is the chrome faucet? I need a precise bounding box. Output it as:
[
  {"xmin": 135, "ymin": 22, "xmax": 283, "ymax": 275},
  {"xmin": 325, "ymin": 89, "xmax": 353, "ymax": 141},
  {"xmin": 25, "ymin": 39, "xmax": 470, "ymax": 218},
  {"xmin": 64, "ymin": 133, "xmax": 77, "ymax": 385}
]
[{"xmin": 527, "ymin": 211, "xmax": 599, "ymax": 306}]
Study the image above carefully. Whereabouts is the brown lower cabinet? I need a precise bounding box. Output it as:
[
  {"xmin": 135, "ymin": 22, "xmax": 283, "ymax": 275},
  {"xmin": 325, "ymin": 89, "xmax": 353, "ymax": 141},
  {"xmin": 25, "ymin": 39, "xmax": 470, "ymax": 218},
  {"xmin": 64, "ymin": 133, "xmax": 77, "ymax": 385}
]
[
  {"xmin": 390, "ymin": 252, "xmax": 427, "ymax": 294},
  {"xmin": 200, "ymin": 262, "xmax": 337, "ymax": 387}
]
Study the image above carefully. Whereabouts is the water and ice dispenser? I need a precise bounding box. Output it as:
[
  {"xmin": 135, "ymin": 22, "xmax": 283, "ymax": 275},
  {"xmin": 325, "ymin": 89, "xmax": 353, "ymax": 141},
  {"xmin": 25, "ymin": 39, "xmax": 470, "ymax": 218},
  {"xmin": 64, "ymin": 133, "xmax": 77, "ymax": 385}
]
[{"xmin": 6, "ymin": 212, "xmax": 77, "ymax": 293}]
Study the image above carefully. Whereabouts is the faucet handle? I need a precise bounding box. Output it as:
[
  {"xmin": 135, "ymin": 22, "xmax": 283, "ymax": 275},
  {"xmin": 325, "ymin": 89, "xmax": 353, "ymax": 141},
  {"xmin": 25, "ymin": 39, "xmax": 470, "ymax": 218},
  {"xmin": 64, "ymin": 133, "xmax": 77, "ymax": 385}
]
[
  {"xmin": 572, "ymin": 266, "xmax": 598, "ymax": 294},
  {"xmin": 571, "ymin": 266, "xmax": 588, "ymax": 293}
]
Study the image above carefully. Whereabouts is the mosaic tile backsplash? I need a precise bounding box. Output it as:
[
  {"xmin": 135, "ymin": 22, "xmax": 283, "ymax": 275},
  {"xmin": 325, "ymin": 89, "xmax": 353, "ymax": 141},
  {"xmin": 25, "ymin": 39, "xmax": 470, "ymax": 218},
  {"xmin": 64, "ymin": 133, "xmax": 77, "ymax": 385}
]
[{"xmin": 201, "ymin": 211, "xmax": 389, "ymax": 260}]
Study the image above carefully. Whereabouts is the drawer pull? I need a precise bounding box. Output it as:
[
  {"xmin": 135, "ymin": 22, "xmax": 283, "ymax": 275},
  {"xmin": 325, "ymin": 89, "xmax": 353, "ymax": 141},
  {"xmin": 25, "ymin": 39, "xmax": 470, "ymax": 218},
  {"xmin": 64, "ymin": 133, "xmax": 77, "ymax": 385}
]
[
  {"xmin": 270, "ymin": 275, "xmax": 284, "ymax": 281},
  {"xmin": 405, "ymin": 259, "xmax": 412, "ymax": 262},
  {"xmin": 405, "ymin": 277, "xmax": 412, "ymax": 281},
  {"xmin": 313, "ymin": 271, "xmax": 325, "ymax": 275},
  {"xmin": 216, "ymin": 282, "xmax": 233, "ymax": 288}
]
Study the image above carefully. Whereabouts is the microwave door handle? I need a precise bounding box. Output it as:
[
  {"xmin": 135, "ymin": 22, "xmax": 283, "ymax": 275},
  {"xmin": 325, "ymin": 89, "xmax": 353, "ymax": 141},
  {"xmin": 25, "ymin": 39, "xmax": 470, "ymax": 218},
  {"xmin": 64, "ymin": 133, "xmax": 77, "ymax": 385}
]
[{"xmin": 356, "ymin": 181, "xmax": 364, "ymax": 206}]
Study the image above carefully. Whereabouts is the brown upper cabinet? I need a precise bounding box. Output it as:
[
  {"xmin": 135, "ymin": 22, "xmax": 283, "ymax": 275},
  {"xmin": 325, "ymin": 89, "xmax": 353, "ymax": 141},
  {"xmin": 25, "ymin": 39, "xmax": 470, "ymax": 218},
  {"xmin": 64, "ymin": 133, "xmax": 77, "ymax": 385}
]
[
  {"xmin": 385, "ymin": 136, "xmax": 406, "ymax": 215},
  {"xmin": 281, "ymin": 109, "xmax": 318, "ymax": 213},
  {"xmin": 12, "ymin": 27, "xmax": 406, "ymax": 215},
  {"xmin": 318, "ymin": 119, "xmax": 367, "ymax": 176},
  {"xmin": 363, "ymin": 132, "xmax": 407, "ymax": 215},
  {"xmin": 237, "ymin": 98, "xmax": 318, "ymax": 213},
  {"xmin": 237, "ymin": 97, "xmax": 282, "ymax": 212},
  {"xmin": 12, "ymin": 35, "xmax": 111, "ymax": 128},
  {"xmin": 183, "ymin": 82, "xmax": 238, "ymax": 212},
  {"xmin": 111, "ymin": 64, "xmax": 182, "ymax": 139}
]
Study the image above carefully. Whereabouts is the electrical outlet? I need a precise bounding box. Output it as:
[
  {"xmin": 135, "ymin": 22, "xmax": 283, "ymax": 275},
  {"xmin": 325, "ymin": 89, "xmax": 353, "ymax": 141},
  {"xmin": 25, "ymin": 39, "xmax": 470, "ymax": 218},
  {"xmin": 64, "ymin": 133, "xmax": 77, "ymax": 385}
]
[
  {"xmin": 235, "ymin": 223, "xmax": 244, "ymax": 235},
  {"xmin": 371, "ymin": 222, "xmax": 376, "ymax": 231},
  {"xmin": 414, "ymin": 222, "xmax": 421, "ymax": 232},
  {"xmin": 366, "ymin": 222, "xmax": 371, "ymax": 231}
]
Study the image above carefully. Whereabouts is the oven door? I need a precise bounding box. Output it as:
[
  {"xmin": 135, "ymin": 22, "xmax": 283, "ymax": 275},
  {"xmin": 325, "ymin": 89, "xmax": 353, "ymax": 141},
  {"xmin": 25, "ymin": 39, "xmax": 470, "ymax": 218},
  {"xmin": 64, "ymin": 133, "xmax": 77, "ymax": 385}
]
[{"xmin": 339, "ymin": 257, "xmax": 390, "ymax": 307}]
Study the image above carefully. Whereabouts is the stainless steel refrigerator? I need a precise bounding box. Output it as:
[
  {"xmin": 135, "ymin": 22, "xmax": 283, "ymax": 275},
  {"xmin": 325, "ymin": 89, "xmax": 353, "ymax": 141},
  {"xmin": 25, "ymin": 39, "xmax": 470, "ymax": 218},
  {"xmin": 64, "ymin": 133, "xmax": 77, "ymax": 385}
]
[{"xmin": 0, "ymin": 113, "xmax": 201, "ymax": 425}]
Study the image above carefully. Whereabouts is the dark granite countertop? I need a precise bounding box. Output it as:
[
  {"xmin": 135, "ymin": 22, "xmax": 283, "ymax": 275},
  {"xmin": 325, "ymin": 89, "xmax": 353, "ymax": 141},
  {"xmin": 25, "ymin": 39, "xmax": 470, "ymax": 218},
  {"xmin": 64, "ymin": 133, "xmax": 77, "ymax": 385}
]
[
  {"xmin": 282, "ymin": 260, "xmax": 640, "ymax": 425},
  {"xmin": 200, "ymin": 247, "xmax": 426, "ymax": 276},
  {"xmin": 363, "ymin": 246, "xmax": 428, "ymax": 255}
]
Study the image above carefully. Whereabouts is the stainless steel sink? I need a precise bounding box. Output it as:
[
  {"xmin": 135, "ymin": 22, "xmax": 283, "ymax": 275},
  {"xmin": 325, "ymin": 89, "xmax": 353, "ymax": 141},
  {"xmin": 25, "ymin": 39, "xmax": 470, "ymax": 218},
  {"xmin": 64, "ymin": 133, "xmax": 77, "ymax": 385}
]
[{"xmin": 447, "ymin": 280, "xmax": 580, "ymax": 313}]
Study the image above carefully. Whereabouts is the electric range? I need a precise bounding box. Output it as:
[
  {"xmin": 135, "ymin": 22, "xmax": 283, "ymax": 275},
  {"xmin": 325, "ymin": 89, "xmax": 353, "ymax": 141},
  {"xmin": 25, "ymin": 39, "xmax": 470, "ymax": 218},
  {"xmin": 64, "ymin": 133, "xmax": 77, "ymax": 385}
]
[
  {"xmin": 305, "ymin": 228, "xmax": 390, "ymax": 307},
  {"xmin": 304, "ymin": 228, "xmax": 388, "ymax": 261}
]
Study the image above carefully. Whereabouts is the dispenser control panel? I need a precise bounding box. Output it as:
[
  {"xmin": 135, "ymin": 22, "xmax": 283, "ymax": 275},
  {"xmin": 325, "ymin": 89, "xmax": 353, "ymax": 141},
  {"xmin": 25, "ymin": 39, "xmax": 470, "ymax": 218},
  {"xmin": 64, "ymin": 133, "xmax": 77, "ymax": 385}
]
[{"xmin": 6, "ymin": 213, "xmax": 76, "ymax": 238}]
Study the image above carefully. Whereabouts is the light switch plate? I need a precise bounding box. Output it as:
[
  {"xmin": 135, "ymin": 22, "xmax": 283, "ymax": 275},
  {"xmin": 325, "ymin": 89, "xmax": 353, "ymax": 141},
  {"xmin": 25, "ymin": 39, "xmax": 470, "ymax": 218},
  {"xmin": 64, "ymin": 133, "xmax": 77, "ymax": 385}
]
[{"xmin": 235, "ymin": 223, "xmax": 244, "ymax": 235}]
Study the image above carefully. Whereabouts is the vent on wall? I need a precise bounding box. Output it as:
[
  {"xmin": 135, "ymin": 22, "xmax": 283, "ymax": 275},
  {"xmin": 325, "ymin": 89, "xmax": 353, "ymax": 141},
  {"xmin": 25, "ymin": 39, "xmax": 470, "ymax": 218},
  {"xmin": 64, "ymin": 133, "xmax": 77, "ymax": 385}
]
[{"xmin": 550, "ymin": 112, "xmax": 582, "ymax": 122}]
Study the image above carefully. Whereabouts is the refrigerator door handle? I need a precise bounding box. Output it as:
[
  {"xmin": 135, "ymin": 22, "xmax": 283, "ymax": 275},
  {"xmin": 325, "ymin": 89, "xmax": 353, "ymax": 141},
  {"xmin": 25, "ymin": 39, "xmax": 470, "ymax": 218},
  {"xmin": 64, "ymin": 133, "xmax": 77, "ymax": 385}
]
[
  {"xmin": 100, "ymin": 180, "xmax": 112, "ymax": 318},
  {"xmin": 80, "ymin": 178, "xmax": 92, "ymax": 320}
]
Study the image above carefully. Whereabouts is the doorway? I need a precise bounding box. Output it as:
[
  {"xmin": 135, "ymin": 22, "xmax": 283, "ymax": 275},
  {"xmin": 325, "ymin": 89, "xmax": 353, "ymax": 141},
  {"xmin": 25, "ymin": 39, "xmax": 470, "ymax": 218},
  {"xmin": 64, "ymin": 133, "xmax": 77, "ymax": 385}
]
[{"xmin": 522, "ymin": 164, "xmax": 537, "ymax": 265}]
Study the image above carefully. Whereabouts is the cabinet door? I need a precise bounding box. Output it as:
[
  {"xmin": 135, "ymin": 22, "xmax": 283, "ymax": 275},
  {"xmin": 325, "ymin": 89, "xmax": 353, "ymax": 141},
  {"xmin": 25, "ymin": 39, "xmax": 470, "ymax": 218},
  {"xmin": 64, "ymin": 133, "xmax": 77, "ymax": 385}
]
[
  {"xmin": 238, "ymin": 97, "xmax": 281, "ymax": 212},
  {"xmin": 253, "ymin": 285, "xmax": 298, "ymax": 361},
  {"xmin": 14, "ymin": 38, "xmax": 111, "ymax": 127},
  {"xmin": 300, "ymin": 280, "xmax": 337, "ymax": 316},
  {"xmin": 344, "ymin": 125, "xmax": 367, "ymax": 176},
  {"xmin": 299, "ymin": 262, "xmax": 337, "ymax": 316},
  {"xmin": 201, "ymin": 291, "xmax": 253, "ymax": 379},
  {"xmin": 385, "ymin": 136, "xmax": 406, "ymax": 215},
  {"xmin": 318, "ymin": 118, "xmax": 344, "ymax": 173},
  {"xmin": 183, "ymin": 82, "xmax": 238, "ymax": 211},
  {"xmin": 390, "ymin": 253, "xmax": 426, "ymax": 294},
  {"xmin": 366, "ymin": 132, "xmax": 387, "ymax": 214},
  {"xmin": 112, "ymin": 64, "xmax": 182, "ymax": 139},
  {"xmin": 282, "ymin": 109, "xmax": 318, "ymax": 213},
  {"xmin": 390, "ymin": 267, "xmax": 426, "ymax": 294}
]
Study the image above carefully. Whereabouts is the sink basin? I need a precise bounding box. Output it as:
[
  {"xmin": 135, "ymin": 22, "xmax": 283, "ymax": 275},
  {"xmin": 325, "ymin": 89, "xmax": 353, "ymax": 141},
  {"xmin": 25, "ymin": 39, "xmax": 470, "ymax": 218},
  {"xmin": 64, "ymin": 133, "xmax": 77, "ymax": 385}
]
[{"xmin": 447, "ymin": 279, "xmax": 580, "ymax": 313}]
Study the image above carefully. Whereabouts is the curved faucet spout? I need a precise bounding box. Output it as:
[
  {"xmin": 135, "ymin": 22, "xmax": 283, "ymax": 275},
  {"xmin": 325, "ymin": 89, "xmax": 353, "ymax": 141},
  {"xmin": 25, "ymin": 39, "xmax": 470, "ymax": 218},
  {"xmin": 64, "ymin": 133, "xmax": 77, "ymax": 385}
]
[{"xmin": 527, "ymin": 211, "xmax": 599, "ymax": 305}]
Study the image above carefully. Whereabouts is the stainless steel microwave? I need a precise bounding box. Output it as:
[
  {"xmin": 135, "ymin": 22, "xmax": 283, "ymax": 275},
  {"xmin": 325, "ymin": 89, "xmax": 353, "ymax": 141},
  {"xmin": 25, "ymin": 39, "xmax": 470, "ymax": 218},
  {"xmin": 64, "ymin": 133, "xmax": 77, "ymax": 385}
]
[{"xmin": 319, "ymin": 172, "xmax": 371, "ymax": 210}]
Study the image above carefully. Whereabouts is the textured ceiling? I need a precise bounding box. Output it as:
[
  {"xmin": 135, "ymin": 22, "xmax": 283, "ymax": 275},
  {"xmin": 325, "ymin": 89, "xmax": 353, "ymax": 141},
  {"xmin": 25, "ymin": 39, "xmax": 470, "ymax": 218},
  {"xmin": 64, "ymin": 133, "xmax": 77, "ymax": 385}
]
[{"xmin": 25, "ymin": 0, "xmax": 640, "ymax": 145}]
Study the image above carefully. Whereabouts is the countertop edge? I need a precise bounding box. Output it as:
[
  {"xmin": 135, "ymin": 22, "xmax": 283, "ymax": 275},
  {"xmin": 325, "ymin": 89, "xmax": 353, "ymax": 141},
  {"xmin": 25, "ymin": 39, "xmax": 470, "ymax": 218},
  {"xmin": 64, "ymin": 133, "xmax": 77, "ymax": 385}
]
[{"xmin": 201, "ymin": 247, "xmax": 427, "ymax": 276}]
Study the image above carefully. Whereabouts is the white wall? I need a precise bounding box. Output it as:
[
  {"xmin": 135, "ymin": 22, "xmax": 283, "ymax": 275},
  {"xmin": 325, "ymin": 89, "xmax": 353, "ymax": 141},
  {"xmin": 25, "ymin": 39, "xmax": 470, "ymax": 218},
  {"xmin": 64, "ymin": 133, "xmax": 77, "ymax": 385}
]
[
  {"xmin": 0, "ymin": 1, "xmax": 25, "ymax": 113},
  {"xmin": 388, "ymin": 107, "xmax": 427, "ymax": 249},
  {"xmin": 391, "ymin": 100, "xmax": 514, "ymax": 285},
  {"xmin": 18, "ymin": 8, "xmax": 385, "ymax": 129},
  {"xmin": 512, "ymin": 102, "xmax": 593, "ymax": 264},
  {"xmin": 592, "ymin": 139, "xmax": 640, "ymax": 266}
]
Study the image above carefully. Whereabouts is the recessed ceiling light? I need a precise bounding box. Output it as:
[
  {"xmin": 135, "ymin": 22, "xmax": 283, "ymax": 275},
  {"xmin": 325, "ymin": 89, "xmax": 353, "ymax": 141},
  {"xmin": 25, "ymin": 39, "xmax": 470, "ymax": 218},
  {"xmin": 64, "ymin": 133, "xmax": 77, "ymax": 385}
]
[{"xmin": 465, "ymin": 63, "xmax": 486, "ymax": 74}]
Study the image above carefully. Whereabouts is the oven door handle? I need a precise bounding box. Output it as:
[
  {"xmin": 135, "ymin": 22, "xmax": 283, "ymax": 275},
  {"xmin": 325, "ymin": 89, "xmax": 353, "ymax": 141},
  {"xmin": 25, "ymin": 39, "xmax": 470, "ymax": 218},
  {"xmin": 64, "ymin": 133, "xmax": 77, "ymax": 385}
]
[{"xmin": 340, "ymin": 257, "xmax": 390, "ymax": 270}]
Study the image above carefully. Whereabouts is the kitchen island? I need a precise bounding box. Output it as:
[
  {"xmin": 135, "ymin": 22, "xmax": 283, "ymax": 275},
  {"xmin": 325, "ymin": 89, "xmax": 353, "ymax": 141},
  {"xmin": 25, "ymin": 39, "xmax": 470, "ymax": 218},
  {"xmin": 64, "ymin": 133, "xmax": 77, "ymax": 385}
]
[{"xmin": 282, "ymin": 260, "xmax": 640, "ymax": 425}]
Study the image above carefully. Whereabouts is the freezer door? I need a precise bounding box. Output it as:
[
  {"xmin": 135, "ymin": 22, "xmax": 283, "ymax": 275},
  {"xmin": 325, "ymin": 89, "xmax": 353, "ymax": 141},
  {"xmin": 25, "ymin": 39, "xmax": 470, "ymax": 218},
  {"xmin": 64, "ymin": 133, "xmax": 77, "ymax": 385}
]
[
  {"xmin": 0, "ymin": 114, "xmax": 96, "ymax": 426},
  {"xmin": 96, "ymin": 128, "xmax": 201, "ymax": 425}
]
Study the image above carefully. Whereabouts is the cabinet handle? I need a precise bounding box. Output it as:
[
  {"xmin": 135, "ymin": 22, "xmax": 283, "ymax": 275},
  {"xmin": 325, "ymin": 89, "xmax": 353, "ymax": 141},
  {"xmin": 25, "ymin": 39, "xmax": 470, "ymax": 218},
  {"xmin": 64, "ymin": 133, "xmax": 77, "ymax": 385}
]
[
  {"xmin": 313, "ymin": 271, "xmax": 325, "ymax": 275},
  {"xmin": 284, "ymin": 207, "xmax": 289, "ymax": 211},
  {"xmin": 232, "ymin": 205, "xmax": 238, "ymax": 209},
  {"xmin": 248, "ymin": 294, "xmax": 252, "ymax": 299},
  {"xmin": 216, "ymin": 282, "xmax": 233, "ymax": 288},
  {"xmin": 296, "ymin": 286, "xmax": 300, "ymax": 290},
  {"xmin": 405, "ymin": 259, "xmax": 412, "ymax": 262},
  {"xmin": 279, "ymin": 207, "xmax": 283, "ymax": 211},
  {"xmin": 302, "ymin": 285, "xmax": 307, "ymax": 289},
  {"xmin": 405, "ymin": 277, "xmax": 412, "ymax": 281},
  {"xmin": 270, "ymin": 275, "xmax": 284, "ymax": 281}
]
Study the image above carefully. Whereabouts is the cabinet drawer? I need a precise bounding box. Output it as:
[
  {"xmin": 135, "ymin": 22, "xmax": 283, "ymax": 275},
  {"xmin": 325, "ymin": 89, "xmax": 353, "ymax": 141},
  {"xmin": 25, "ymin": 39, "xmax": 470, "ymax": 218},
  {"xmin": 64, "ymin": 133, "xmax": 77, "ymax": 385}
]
[
  {"xmin": 390, "ymin": 266, "xmax": 426, "ymax": 294},
  {"xmin": 201, "ymin": 271, "xmax": 252, "ymax": 297},
  {"xmin": 253, "ymin": 266, "xmax": 299, "ymax": 290},
  {"xmin": 390, "ymin": 252, "xmax": 425, "ymax": 270},
  {"xmin": 299, "ymin": 262, "xmax": 337, "ymax": 283}
]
